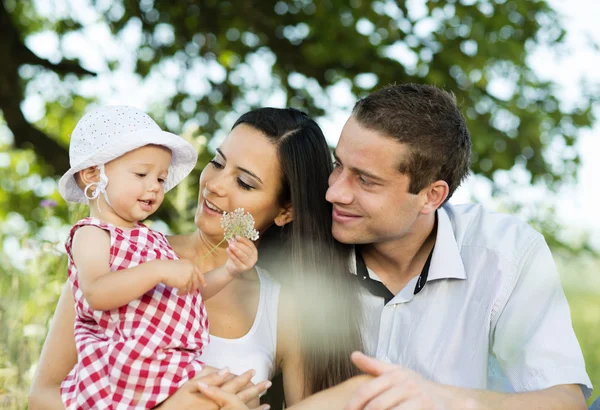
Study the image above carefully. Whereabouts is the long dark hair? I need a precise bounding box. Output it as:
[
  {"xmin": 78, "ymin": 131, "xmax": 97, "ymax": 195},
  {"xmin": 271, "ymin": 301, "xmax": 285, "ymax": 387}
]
[{"xmin": 233, "ymin": 108, "xmax": 363, "ymax": 395}]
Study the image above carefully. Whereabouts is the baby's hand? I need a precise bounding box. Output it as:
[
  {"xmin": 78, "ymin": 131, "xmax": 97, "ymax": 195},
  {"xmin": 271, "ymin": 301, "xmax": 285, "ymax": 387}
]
[
  {"xmin": 160, "ymin": 259, "xmax": 205, "ymax": 295},
  {"xmin": 224, "ymin": 236, "xmax": 258, "ymax": 277}
]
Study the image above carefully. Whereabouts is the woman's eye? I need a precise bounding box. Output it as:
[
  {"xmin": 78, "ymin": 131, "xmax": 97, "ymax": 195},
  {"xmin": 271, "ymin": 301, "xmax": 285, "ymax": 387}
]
[
  {"xmin": 237, "ymin": 178, "xmax": 254, "ymax": 191},
  {"xmin": 209, "ymin": 160, "xmax": 224, "ymax": 169}
]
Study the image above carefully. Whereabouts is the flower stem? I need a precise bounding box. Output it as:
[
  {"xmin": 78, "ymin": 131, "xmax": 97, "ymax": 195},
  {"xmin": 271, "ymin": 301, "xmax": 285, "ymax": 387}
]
[{"xmin": 196, "ymin": 238, "xmax": 227, "ymax": 266}]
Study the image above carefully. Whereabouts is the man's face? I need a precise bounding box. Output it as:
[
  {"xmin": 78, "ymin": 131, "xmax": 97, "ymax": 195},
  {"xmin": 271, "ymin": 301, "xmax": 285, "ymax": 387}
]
[{"xmin": 326, "ymin": 116, "xmax": 426, "ymax": 245}]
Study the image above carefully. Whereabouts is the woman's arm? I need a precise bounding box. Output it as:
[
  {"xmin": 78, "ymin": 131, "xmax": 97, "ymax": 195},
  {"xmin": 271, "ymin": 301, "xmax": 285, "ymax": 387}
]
[
  {"xmin": 28, "ymin": 282, "xmax": 78, "ymax": 410},
  {"xmin": 276, "ymin": 290, "xmax": 305, "ymax": 406},
  {"xmin": 201, "ymin": 237, "xmax": 258, "ymax": 300},
  {"xmin": 278, "ymin": 330, "xmax": 372, "ymax": 410},
  {"xmin": 276, "ymin": 291, "xmax": 373, "ymax": 410},
  {"xmin": 286, "ymin": 375, "xmax": 371, "ymax": 410},
  {"xmin": 199, "ymin": 373, "xmax": 371, "ymax": 410}
]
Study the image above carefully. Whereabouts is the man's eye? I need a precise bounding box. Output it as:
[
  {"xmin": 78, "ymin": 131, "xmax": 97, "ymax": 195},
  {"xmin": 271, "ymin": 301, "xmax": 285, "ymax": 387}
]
[{"xmin": 359, "ymin": 176, "xmax": 374, "ymax": 186}]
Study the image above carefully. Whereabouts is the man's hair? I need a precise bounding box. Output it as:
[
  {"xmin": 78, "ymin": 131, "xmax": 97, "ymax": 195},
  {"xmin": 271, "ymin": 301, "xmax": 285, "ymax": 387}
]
[{"xmin": 352, "ymin": 83, "xmax": 471, "ymax": 201}]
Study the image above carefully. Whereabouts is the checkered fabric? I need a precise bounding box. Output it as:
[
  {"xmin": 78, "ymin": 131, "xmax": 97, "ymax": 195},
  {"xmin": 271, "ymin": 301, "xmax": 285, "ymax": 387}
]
[{"xmin": 61, "ymin": 218, "xmax": 209, "ymax": 409}]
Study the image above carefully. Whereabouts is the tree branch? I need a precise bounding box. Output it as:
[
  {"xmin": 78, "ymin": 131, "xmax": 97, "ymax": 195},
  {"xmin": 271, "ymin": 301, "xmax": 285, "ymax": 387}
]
[
  {"xmin": 2, "ymin": 102, "xmax": 70, "ymax": 174},
  {"xmin": 0, "ymin": 0, "xmax": 94, "ymax": 174}
]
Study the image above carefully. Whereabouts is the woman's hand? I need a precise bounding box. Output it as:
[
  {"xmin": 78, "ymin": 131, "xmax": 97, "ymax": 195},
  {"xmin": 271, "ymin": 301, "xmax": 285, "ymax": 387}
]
[
  {"xmin": 225, "ymin": 237, "xmax": 258, "ymax": 278},
  {"xmin": 157, "ymin": 367, "xmax": 270, "ymax": 410},
  {"xmin": 196, "ymin": 369, "xmax": 272, "ymax": 410},
  {"xmin": 156, "ymin": 367, "xmax": 230, "ymax": 410}
]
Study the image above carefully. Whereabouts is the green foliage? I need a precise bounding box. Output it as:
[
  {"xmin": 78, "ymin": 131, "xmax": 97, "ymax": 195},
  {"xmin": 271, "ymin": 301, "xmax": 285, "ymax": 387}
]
[
  {"xmin": 557, "ymin": 251, "xmax": 600, "ymax": 406},
  {"xmin": 2, "ymin": 0, "xmax": 598, "ymax": 191},
  {"xmin": 0, "ymin": 216, "xmax": 67, "ymax": 408},
  {"xmin": 101, "ymin": 0, "xmax": 594, "ymax": 186}
]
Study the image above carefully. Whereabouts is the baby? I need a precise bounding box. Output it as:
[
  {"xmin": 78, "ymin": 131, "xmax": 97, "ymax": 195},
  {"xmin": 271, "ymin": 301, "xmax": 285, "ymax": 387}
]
[{"xmin": 57, "ymin": 106, "xmax": 257, "ymax": 409}]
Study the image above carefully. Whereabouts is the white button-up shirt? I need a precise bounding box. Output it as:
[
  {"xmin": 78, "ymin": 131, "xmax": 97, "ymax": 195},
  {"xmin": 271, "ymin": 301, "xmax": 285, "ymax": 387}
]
[{"xmin": 353, "ymin": 203, "xmax": 593, "ymax": 398}]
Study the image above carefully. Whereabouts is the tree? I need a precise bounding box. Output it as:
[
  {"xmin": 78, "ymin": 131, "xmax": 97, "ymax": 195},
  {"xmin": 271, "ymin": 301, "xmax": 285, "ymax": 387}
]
[{"xmin": 0, "ymin": 0, "xmax": 596, "ymax": 231}]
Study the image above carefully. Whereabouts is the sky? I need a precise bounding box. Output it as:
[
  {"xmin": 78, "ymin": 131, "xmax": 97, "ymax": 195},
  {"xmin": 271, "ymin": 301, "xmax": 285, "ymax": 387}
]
[{"xmin": 18, "ymin": 0, "xmax": 600, "ymax": 250}]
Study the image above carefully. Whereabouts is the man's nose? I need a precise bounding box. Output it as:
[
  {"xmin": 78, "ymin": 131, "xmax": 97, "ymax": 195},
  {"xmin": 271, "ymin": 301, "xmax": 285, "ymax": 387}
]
[{"xmin": 326, "ymin": 172, "xmax": 353, "ymax": 205}]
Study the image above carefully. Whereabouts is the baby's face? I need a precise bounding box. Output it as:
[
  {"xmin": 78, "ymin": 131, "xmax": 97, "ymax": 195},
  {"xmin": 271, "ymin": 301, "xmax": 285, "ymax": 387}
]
[{"xmin": 99, "ymin": 144, "xmax": 172, "ymax": 226}]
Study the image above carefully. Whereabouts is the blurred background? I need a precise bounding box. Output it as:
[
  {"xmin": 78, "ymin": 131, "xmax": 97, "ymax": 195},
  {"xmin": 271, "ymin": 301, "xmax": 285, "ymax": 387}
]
[{"xmin": 0, "ymin": 0, "xmax": 598, "ymax": 407}]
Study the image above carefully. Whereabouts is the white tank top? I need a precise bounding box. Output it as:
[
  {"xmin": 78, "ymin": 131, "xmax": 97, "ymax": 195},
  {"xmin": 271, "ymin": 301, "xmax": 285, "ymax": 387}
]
[{"xmin": 201, "ymin": 266, "xmax": 280, "ymax": 384}]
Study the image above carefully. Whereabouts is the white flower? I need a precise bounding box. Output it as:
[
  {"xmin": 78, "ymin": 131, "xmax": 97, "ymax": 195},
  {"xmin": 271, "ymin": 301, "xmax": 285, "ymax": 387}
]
[{"xmin": 220, "ymin": 208, "xmax": 259, "ymax": 242}]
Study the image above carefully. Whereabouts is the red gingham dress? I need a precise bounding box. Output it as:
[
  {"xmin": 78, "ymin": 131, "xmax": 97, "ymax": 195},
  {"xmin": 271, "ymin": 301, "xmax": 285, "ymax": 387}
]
[{"xmin": 60, "ymin": 218, "xmax": 209, "ymax": 409}]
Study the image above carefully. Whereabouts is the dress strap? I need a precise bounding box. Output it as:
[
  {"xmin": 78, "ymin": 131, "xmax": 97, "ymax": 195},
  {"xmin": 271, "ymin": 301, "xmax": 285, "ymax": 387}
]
[
  {"xmin": 65, "ymin": 217, "xmax": 116, "ymax": 259},
  {"xmin": 255, "ymin": 267, "xmax": 280, "ymax": 366}
]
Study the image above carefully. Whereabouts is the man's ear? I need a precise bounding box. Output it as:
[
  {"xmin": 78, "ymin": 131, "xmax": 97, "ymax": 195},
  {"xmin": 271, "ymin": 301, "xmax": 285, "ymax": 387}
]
[
  {"xmin": 77, "ymin": 166, "xmax": 100, "ymax": 189},
  {"xmin": 420, "ymin": 180, "xmax": 449, "ymax": 215},
  {"xmin": 274, "ymin": 203, "xmax": 293, "ymax": 227}
]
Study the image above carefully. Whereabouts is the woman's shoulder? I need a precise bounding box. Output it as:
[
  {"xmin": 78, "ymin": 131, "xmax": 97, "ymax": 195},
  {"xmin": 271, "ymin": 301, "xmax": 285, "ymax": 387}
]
[{"xmin": 255, "ymin": 266, "xmax": 282, "ymax": 303}]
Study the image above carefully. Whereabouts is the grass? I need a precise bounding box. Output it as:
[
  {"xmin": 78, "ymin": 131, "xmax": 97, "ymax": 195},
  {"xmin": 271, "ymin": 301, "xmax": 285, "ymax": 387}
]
[{"xmin": 566, "ymin": 289, "xmax": 600, "ymax": 406}]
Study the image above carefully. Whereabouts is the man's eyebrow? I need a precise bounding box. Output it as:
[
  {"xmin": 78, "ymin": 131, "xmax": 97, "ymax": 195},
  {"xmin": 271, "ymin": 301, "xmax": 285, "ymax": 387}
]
[
  {"xmin": 333, "ymin": 149, "xmax": 385, "ymax": 182},
  {"xmin": 216, "ymin": 148, "xmax": 263, "ymax": 184}
]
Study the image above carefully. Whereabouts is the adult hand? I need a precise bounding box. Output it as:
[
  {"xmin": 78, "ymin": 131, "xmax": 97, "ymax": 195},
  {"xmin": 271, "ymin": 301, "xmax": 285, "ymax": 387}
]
[
  {"xmin": 157, "ymin": 367, "xmax": 246, "ymax": 410},
  {"xmin": 344, "ymin": 352, "xmax": 448, "ymax": 410},
  {"xmin": 225, "ymin": 237, "xmax": 258, "ymax": 278},
  {"xmin": 197, "ymin": 369, "xmax": 272, "ymax": 410}
]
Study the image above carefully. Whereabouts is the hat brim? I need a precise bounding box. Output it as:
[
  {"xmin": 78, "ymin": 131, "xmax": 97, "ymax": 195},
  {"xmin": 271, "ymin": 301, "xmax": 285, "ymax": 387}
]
[{"xmin": 58, "ymin": 129, "xmax": 198, "ymax": 204}]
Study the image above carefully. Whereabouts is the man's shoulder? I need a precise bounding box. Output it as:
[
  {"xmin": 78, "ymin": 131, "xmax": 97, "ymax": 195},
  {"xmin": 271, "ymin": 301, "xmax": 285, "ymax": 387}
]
[{"xmin": 443, "ymin": 202, "xmax": 544, "ymax": 263}]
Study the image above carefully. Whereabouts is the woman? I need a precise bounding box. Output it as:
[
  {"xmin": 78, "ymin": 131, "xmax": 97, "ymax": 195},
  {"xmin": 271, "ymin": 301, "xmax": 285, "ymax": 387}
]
[{"xmin": 29, "ymin": 108, "xmax": 365, "ymax": 409}]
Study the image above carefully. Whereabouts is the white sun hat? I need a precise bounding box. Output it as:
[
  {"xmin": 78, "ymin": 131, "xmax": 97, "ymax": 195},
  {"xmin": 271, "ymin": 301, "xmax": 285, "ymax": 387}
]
[{"xmin": 58, "ymin": 105, "xmax": 198, "ymax": 204}]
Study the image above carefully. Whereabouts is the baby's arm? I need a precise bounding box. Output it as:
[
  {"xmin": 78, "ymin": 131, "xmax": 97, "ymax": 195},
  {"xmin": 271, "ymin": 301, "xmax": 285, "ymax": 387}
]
[
  {"xmin": 201, "ymin": 237, "xmax": 258, "ymax": 300},
  {"xmin": 72, "ymin": 226, "xmax": 193, "ymax": 311}
]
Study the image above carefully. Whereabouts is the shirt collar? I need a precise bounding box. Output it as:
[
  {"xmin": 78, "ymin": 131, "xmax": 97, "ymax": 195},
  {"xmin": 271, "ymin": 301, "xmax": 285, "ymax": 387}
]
[
  {"xmin": 348, "ymin": 206, "xmax": 467, "ymax": 282},
  {"xmin": 427, "ymin": 205, "xmax": 467, "ymax": 282}
]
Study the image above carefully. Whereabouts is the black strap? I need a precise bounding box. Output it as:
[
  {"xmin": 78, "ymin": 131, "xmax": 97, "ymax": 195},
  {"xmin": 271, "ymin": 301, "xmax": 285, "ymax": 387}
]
[{"xmin": 355, "ymin": 248, "xmax": 433, "ymax": 304}]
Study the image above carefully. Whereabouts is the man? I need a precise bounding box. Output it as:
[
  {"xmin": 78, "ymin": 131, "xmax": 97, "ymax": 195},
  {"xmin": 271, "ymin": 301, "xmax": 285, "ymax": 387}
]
[{"xmin": 325, "ymin": 83, "xmax": 592, "ymax": 409}]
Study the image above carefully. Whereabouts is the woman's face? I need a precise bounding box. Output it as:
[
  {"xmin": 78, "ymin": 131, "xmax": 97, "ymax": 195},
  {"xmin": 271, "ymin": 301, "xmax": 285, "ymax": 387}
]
[{"xmin": 196, "ymin": 124, "xmax": 288, "ymax": 239}]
